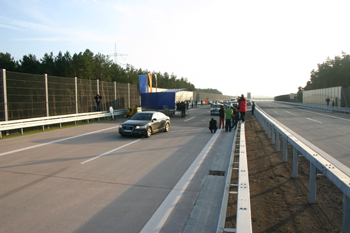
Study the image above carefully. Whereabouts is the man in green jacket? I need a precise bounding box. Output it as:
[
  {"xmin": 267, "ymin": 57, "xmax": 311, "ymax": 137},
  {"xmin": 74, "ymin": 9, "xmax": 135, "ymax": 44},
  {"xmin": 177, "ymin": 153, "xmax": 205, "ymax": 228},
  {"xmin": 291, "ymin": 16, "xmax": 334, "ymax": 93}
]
[{"xmin": 225, "ymin": 107, "xmax": 233, "ymax": 132}]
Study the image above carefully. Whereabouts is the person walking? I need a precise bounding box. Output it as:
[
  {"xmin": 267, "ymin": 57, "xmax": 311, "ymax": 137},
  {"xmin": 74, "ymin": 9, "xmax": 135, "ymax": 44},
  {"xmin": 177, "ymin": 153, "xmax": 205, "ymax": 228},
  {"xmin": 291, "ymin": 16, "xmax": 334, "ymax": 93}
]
[
  {"xmin": 326, "ymin": 98, "xmax": 330, "ymax": 106},
  {"xmin": 238, "ymin": 94, "xmax": 247, "ymax": 123},
  {"xmin": 252, "ymin": 101, "xmax": 255, "ymax": 115},
  {"xmin": 95, "ymin": 93, "xmax": 102, "ymax": 111},
  {"xmin": 209, "ymin": 118, "xmax": 217, "ymax": 133},
  {"xmin": 225, "ymin": 106, "xmax": 233, "ymax": 132},
  {"xmin": 219, "ymin": 106, "xmax": 225, "ymax": 129}
]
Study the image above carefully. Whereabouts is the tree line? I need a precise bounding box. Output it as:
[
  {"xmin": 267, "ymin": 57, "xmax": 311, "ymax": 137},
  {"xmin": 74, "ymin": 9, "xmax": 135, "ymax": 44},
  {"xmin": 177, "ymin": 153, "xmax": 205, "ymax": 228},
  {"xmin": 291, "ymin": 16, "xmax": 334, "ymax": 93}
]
[
  {"xmin": 0, "ymin": 49, "xmax": 211, "ymax": 92},
  {"xmin": 301, "ymin": 52, "xmax": 350, "ymax": 92}
]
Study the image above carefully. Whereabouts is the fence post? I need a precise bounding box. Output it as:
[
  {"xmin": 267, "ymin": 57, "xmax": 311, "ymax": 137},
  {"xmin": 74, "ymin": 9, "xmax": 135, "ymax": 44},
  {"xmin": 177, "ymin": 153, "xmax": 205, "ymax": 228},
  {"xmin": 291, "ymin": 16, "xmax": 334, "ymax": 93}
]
[
  {"xmin": 343, "ymin": 194, "xmax": 350, "ymax": 232},
  {"xmin": 97, "ymin": 79, "xmax": 99, "ymax": 94},
  {"xmin": 128, "ymin": 83, "xmax": 130, "ymax": 108},
  {"xmin": 45, "ymin": 74, "xmax": 49, "ymax": 117},
  {"xmin": 44, "ymin": 74, "xmax": 49, "ymax": 131},
  {"xmin": 75, "ymin": 77, "xmax": 78, "ymax": 114},
  {"xmin": 114, "ymin": 81, "xmax": 117, "ymax": 109},
  {"xmin": 1, "ymin": 69, "xmax": 8, "ymax": 138},
  {"xmin": 293, "ymin": 147, "xmax": 298, "ymax": 178},
  {"xmin": 309, "ymin": 163, "xmax": 317, "ymax": 204}
]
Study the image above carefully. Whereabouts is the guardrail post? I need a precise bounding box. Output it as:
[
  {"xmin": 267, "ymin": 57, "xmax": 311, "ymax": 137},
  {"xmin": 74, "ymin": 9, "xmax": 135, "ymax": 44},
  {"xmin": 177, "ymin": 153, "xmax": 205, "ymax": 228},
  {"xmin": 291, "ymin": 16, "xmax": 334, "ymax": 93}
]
[
  {"xmin": 283, "ymin": 137, "xmax": 287, "ymax": 162},
  {"xmin": 268, "ymin": 123, "xmax": 271, "ymax": 138},
  {"xmin": 309, "ymin": 163, "xmax": 317, "ymax": 204},
  {"xmin": 343, "ymin": 194, "xmax": 350, "ymax": 232},
  {"xmin": 276, "ymin": 131, "xmax": 280, "ymax": 151},
  {"xmin": 293, "ymin": 147, "xmax": 298, "ymax": 178},
  {"xmin": 271, "ymin": 125, "xmax": 275, "ymax": 144}
]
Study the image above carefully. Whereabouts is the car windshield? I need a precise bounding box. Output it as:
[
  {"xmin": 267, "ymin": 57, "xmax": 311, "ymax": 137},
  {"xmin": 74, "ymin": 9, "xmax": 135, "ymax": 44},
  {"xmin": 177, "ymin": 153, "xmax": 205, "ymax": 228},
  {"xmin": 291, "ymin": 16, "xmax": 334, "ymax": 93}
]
[{"xmin": 130, "ymin": 113, "xmax": 153, "ymax": 121}]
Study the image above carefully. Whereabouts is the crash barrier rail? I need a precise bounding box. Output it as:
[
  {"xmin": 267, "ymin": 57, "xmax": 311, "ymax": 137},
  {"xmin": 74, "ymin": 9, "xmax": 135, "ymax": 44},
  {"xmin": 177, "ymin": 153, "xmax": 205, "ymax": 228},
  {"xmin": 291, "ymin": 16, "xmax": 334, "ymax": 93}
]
[
  {"xmin": 275, "ymin": 101, "xmax": 350, "ymax": 114},
  {"xmin": 0, "ymin": 109, "xmax": 127, "ymax": 138},
  {"xmin": 255, "ymin": 106, "xmax": 350, "ymax": 232},
  {"xmin": 215, "ymin": 122, "xmax": 253, "ymax": 233}
]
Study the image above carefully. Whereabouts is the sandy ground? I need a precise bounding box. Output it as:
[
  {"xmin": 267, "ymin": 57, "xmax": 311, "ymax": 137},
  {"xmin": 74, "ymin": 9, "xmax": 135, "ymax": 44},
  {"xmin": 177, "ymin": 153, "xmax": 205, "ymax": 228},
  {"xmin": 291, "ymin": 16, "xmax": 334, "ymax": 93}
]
[{"xmin": 225, "ymin": 113, "xmax": 343, "ymax": 233}]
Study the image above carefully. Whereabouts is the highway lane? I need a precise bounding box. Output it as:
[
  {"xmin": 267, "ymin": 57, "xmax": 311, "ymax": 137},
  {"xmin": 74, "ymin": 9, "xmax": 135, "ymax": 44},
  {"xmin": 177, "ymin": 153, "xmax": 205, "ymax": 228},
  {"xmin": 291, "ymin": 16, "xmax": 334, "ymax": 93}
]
[
  {"xmin": 0, "ymin": 105, "xmax": 224, "ymax": 233},
  {"xmin": 256, "ymin": 101, "xmax": 350, "ymax": 175}
]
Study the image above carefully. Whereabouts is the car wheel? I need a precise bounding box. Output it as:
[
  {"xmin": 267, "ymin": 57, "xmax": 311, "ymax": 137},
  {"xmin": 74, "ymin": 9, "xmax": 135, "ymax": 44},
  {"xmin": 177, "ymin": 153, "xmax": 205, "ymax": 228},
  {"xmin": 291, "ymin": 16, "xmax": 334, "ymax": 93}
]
[
  {"xmin": 164, "ymin": 122, "xmax": 170, "ymax": 132},
  {"xmin": 146, "ymin": 127, "xmax": 152, "ymax": 138}
]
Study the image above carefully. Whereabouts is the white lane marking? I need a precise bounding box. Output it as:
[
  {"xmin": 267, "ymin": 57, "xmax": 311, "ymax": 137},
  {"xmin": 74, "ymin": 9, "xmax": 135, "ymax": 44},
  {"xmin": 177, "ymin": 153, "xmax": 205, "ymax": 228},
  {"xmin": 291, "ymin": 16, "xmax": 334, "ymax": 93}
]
[
  {"xmin": 307, "ymin": 118, "xmax": 322, "ymax": 124},
  {"xmin": 81, "ymin": 139, "xmax": 141, "ymax": 164},
  {"xmin": 140, "ymin": 129, "xmax": 222, "ymax": 233},
  {"xmin": 0, "ymin": 126, "xmax": 119, "ymax": 157},
  {"xmin": 300, "ymin": 109, "xmax": 350, "ymax": 122},
  {"xmin": 184, "ymin": 117, "xmax": 195, "ymax": 122}
]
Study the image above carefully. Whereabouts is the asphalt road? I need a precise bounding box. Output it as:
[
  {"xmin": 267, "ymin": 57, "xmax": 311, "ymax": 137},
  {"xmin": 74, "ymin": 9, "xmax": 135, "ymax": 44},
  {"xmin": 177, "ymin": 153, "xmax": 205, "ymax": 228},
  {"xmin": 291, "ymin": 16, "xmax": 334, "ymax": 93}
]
[
  {"xmin": 256, "ymin": 101, "xmax": 350, "ymax": 176},
  {"xmin": 0, "ymin": 106, "xmax": 223, "ymax": 233}
]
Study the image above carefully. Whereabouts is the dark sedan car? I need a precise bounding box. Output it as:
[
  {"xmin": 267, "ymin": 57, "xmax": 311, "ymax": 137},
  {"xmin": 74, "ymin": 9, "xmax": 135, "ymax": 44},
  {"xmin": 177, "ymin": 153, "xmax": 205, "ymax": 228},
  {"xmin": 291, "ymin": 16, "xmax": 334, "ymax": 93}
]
[{"xmin": 119, "ymin": 111, "xmax": 170, "ymax": 137}]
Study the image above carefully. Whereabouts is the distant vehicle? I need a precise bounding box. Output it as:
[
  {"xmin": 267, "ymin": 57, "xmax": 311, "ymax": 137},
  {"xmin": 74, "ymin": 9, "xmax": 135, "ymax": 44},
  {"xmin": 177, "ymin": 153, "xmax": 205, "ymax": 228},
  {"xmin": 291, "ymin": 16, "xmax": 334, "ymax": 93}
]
[
  {"xmin": 119, "ymin": 111, "xmax": 170, "ymax": 138},
  {"xmin": 210, "ymin": 104, "xmax": 223, "ymax": 115}
]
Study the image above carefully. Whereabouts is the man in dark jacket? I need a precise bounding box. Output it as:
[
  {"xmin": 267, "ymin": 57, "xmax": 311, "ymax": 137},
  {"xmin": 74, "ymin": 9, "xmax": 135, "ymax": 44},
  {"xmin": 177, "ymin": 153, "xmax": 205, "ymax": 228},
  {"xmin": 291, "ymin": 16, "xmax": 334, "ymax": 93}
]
[
  {"xmin": 209, "ymin": 118, "xmax": 217, "ymax": 133},
  {"xmin": 95, "ymin": 93, "xmax": 102, "ymax": 111},
  {"xmin": 232, "ymin": 107, "xmax": 240, "ymax": 130}
]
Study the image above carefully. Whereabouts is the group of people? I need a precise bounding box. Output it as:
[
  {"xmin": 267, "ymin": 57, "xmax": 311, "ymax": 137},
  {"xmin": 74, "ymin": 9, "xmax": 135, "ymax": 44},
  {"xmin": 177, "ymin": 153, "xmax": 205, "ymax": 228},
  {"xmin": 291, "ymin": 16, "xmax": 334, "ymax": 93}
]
[{"xmin": 209, "ymin": 94, "xmax": 255, "ymax": 133}]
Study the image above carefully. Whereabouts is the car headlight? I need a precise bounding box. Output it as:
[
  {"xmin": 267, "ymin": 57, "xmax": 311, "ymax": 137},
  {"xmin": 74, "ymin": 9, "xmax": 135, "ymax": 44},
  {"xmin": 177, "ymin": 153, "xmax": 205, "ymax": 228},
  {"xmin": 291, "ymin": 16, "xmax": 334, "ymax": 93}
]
[
  {"xmin": 135, "ymin": 125, "xmax": 146, "ymax": 129},
  {"xmin": 119, "ymin": 125, "xmax": 123, "ymax": 128}
]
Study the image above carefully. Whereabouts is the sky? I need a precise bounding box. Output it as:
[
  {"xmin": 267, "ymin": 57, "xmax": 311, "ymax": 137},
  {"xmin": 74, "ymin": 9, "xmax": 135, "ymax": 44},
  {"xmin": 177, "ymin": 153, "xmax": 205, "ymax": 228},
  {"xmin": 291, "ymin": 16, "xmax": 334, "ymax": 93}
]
[{"xmin": 1, "ymin": 0, "xmax": 349, "ymax": 97}]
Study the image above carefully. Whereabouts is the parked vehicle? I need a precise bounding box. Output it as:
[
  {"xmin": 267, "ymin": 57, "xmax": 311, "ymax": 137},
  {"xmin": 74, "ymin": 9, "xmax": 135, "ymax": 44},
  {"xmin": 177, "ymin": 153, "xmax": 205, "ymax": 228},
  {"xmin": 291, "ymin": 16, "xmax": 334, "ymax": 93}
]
[
  {"xmin": 119, "ymin": 111, "xmax": 170, "ymax": 138},
  {"xmin": 210, "ymin": 104, "xmax": 223, "ymax": 115}
]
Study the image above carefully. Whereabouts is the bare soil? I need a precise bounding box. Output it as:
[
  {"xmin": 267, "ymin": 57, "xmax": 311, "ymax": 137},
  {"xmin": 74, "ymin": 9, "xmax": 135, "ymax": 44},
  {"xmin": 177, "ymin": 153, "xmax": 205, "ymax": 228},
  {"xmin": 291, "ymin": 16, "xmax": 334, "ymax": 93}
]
[{"xmin": 225, "ymin": 113, "xmax": 343, "ymax": 232}]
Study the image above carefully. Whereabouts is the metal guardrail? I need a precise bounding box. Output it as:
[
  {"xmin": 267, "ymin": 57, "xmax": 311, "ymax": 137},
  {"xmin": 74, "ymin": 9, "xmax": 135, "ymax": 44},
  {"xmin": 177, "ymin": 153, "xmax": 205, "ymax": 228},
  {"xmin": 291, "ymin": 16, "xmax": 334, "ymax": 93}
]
[
  {"xmin": 215, "ymin": 122, "xmax": 252, "ymax": 233},
  {"xmin": 0, "ymin": 109, "xmax": 127, "ymax": 138},
  {"xmin": 275, "ymin": 101, "xmax": 350, "ymax": 114},
  {"xmin": 255, "ymin": 105, "xmax": 350, "ymax": 232}
]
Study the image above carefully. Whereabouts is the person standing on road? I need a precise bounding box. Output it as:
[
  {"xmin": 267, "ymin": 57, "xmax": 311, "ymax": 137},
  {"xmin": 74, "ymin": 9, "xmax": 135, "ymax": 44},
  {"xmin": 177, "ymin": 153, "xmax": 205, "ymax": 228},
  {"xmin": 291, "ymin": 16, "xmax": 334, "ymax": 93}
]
[
  {"xmin": 252, "ymin": 101, "xmax": 255, "ymax": 115},
  {"xmin": 238, "ymin": 94, "xmax": 247, "ymax": 123},
  {"xmin": 232, "ymin": 107, "xmax": 240, "ymax": 130},
  {"xmin": 181, "ymin": 102, "xmax": 186, "ymax": 117},
  {"xmin": 225, "ymin": 106, "xmax": 233, "ymax": 132},
  {"xmin": 326, "ymin": 97, "xmax": 330, "ymax": 106},
  {"xmin": 219, "ymin": 106, "xmax": 225, "ymax": 129},
  {"xmin": 95, "ymin": 93, "xmax": 102, "ymax": 111}
]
